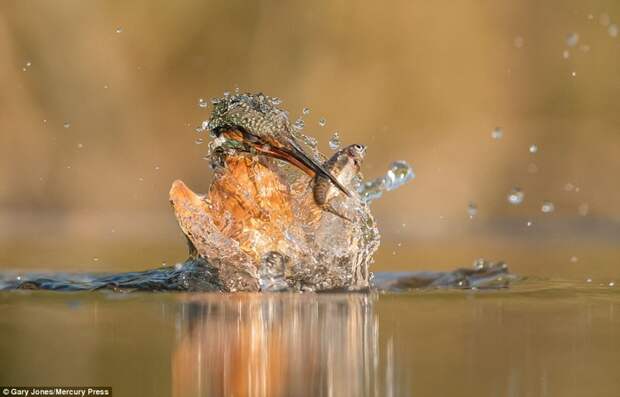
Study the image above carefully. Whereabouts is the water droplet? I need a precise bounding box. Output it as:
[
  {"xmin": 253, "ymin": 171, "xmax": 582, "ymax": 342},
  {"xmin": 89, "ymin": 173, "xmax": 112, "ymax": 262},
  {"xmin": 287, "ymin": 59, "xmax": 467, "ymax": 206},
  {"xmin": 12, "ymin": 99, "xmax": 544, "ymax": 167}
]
[
  {"xmin": 293, "ymin": 118, "xmax": 305, "ymax": 130},
  {"xmin": 566, "ymin": 32, "xmax": 579, "ymax": 47},
  {"xmin": 302, "ymin": 134, "xmax": 318, "ymax": 149},
  {"xmin": 385, "ymin": 161, "xmax": 415, "ymax": 191},
  {"xmin": 529, "ymin": 144, "xmax": 538, "ymax": 154},
  {"xmin": 578, "ymin": 203, "xmax": 589, "ymax": 216},
  {"xmin": 491, "ymin": 127, "xmax": 503, "ymax": 140},
  {"xmin": 467, "ymin": 202, "xmax": 478, "ymax": 219},
  {"xmin": 586, "ymin": 278, "xmax": 592, "ymax": 283},
  {"xmin": 161, "ymin": 261, "xmax": 167, "ymax": 267},
  {"xmin": 115, "ymin": 27, "xmax": 123, "ymax": 33},
  {"xmin": 16, "ymin": 276, "xmax": 21, "ymax": 281},
  {"xmin": 77, "ymin": 143, "xmax": 84, "ymax": 149},
  {"xmin": 328, "ymin": 132, "xmax": 341, "ymax": 150},
  {"xmin": 562, "ymin": 49, "xmax": 570, "ymax": 59},
  {"xmin": 360, "ymin": 161, "xmax": 414, "ymax": 202},
  {"xmin": 513, "ymin": 36, "xmax": 524, "ymax": 48},
  {"xmin": 154, "ymin": 165, "xmax": 160, "ymax": 171},
  {"xmin": 571, "ymin": 71, "xmax": 577, "ymax": 77},
  {"xmin": 541, "ymin": 201, "xmax": 555, "ymax": 213},
  {"xmin": 507, "ymin": 187, "xmax": 524, "ymax": 205},
  {"xmin": 600, "ymin": 13, "xmax": 611, "ymax": 27},
  {"xmin": 608, "ymin": 24, "xmax": 619, "ymax": 37},
  {"xmin": 201, "ymin": 120, "xmax": 209, "ymax": 130},
  {"xmin": 93, "ymin": 257, "xmax": 100, "ymax": 262},
  {"xmin": 526, "ymin": 220, "xmax": 533, "ymax": 227},
  {"xmin": 63, "ymin": 122, "xmax": 71, "ymax": 128},
  {"xmin": 138, "ymin": 177, "xmax": 144, "ymax": 182},
  {"xmin": 103, "ymin": 84, "xmax": 109, "ymax": 89},
  {"xmin": 302, "ymin": 107, "xmax": 311, "ymax": 115},
  {"xmin": 198, "ymin": 98, "xmax": 208, "ymax": 108},
  {"xmin": 570, "ymin": 256, "xmax": 579, "ymax": 263},
  {"xmin": 318, "ymin": 118, "xmax": 326, "ymax": 127},
  {"xmin": 609, "ymin": 281, "xmax": 615, "ymax": 287}
]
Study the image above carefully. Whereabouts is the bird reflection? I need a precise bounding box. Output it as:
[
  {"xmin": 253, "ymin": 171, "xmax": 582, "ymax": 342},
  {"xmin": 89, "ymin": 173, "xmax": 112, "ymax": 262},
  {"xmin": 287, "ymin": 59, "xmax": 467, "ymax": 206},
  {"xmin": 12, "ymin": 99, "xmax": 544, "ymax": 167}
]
[{"xmin": 172, "ymin": 293, "xmax": 382, "ymax": 397}]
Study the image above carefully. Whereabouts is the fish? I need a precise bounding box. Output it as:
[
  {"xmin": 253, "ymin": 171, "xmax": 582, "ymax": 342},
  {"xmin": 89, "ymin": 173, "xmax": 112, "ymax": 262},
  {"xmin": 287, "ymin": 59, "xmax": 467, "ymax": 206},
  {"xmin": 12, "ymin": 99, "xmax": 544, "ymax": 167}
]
[{"xmin": 313, "ymin": 144, "xmax": 366, "ymax": 221}]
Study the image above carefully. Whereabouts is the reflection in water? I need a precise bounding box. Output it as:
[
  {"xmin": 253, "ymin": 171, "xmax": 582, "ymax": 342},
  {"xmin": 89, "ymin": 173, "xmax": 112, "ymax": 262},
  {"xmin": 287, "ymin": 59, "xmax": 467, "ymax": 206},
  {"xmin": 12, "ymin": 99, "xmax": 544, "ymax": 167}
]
[
  {"xmin": 172, "ymin": 293, "xmax": 388, "ymax": 397},
  {"xmin": 1, "ymin": 286, "xmax": 619, "ymax": 396}
]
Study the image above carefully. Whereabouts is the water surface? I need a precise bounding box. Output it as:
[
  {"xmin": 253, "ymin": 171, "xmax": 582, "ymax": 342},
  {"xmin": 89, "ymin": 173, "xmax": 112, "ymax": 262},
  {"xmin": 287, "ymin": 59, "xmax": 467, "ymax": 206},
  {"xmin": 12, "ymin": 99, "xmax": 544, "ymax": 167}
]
[{"xmin": 1, "ymin": 281, "xmax": 618, "ymax": 397}]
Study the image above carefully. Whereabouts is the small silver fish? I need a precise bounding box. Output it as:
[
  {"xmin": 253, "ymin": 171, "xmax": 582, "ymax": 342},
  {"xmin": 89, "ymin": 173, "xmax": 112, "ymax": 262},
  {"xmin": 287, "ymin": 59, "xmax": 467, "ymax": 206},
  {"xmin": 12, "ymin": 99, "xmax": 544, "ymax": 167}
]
[{"xmin": 313, "ymin": 144, "xmax": 366, "ymax": 221}]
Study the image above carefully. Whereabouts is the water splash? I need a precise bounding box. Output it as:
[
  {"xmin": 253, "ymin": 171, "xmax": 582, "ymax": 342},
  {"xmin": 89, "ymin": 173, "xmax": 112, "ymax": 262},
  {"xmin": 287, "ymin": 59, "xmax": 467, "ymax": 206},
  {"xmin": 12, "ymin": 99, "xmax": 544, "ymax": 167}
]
[
  {"xmin": 258, "ymin": 252, "xmax": 289, "ymax": 291},
  {"xmin": 172, "ymin": 92, "xmax": 418, "ymax": 291},
  {"xmin": 360, "ymin": 161, "xmax": 414, "ymax": 203},
  {"xmin": 329, "ymin": 132, "xmax": 341, "ymax": 150}
]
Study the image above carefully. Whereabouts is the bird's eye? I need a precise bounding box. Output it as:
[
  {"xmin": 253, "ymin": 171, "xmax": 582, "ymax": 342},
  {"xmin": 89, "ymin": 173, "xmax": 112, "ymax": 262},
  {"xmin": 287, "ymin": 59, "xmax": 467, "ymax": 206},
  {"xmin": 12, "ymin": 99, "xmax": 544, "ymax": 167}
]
[{"xmin": 353, "ymin": 144, "xmax": 365, "ymax": 152}]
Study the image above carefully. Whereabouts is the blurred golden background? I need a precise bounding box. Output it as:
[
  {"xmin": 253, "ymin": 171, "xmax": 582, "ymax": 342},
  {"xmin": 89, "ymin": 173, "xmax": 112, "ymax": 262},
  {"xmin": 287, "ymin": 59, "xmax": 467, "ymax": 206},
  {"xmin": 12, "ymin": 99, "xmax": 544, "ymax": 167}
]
[{"xmin": 1, "ymin": 0, "xmax": 619, "ymax": 278}]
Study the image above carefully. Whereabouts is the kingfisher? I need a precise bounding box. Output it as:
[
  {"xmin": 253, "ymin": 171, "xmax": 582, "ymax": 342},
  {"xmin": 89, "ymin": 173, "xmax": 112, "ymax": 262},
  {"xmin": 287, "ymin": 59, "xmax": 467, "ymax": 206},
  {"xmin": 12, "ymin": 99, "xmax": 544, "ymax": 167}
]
[{"xmin": 207, "ymin": 93, "xmax": 351, "ymax": 198}]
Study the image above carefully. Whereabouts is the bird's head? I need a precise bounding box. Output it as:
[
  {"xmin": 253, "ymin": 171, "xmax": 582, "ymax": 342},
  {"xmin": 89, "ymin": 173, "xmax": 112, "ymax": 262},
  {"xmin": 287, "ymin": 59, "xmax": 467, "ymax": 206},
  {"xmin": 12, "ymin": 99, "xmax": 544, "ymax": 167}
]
[{"xmin": 208, "ymin": 93, "xmax": 291, "ymax": 139}]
